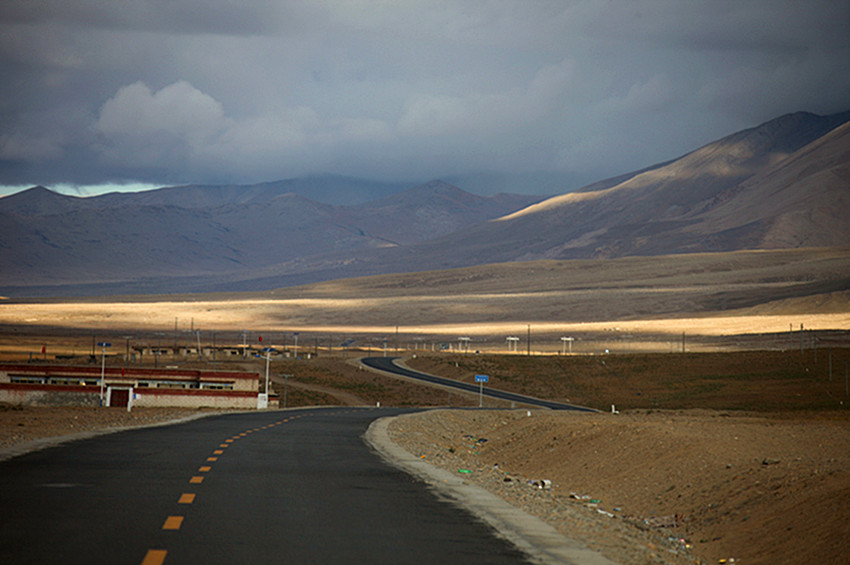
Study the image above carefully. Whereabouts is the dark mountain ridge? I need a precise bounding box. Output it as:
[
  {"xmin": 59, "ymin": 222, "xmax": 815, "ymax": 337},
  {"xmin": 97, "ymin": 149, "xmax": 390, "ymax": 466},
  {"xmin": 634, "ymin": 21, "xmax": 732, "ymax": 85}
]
[
  {"xmin": 208, "ymin": 108, "xmax": 850, "ymax": 291},
  {"xmin": 0, "ymin": 179, "xmax": 546, "ymax": 293},
  {"xmin": 1, "ymin": 109, "xmax": 847, "ymax": 297},
  {"xmin": 395, "ymin": 110, "xmax": 850, "ymax": 264}
]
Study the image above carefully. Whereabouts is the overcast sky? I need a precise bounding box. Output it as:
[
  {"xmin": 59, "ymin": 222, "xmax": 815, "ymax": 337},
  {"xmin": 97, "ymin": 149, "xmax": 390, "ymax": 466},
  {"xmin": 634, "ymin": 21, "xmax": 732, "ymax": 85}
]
[{"xmin": 1, "ymin": 1, "xmax": 848, "ymax": 196}]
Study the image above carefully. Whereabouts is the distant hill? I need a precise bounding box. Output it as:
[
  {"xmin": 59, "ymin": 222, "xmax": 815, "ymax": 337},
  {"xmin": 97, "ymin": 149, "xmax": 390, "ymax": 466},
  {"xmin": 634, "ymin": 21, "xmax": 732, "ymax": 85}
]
[
  {"xmin": 0, "ymin": 175, "xmax": 413, "ymax": 214},
  {"xmin": 376, "ymin": 110, "xmax": 850, "ymax": 265},
  {"xmin": 0, "ymin": 110, "xmax": 847, "ymax": 297},
  {"xmin": 104, "ymin": 175, "xmax": 414, "ymax": 207},
  {"xmin": 0, "ymin": 179, "xmax": 545, "ymax": 294},
  {"xmin": 340, "ymin": 180, "xmax": 545, "ymax": 245}
]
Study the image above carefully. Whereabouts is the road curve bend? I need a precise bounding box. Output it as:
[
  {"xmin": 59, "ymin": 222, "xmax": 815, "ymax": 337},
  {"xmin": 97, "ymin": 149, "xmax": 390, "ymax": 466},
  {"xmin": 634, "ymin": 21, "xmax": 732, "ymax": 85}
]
[{"xmin": 360, "ymin": 356, "xmax": 597, "ymax": 412}]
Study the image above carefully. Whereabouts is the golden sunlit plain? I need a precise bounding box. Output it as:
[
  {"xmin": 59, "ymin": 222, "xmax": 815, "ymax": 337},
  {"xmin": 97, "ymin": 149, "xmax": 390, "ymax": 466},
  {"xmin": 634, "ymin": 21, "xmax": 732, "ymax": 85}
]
[{"xmin": 2, "ymin": 248, "xmax": 848, "ymax": 353}]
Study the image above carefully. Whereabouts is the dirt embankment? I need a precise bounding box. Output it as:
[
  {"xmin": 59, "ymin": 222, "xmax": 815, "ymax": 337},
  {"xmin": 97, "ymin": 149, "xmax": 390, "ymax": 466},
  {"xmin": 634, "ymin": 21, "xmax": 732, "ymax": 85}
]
[
  {"xmin": 0, "ymin": 405, "xmax": 201, "ymax": 459},
  {"xmin": 387, "ymin": 409, "xmax": 850, "ymax": 565}
]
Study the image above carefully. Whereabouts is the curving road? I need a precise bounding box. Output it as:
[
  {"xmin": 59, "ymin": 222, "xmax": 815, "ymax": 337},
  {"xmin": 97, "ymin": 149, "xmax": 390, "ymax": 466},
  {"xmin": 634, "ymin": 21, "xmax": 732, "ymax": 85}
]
[
  {"xmin": 361, "ymin": 356, "xmax": 597, "ymax": 412},
  {"xmin": 0, "ymin": 407, "xmax": 533, "ymax": 564}
]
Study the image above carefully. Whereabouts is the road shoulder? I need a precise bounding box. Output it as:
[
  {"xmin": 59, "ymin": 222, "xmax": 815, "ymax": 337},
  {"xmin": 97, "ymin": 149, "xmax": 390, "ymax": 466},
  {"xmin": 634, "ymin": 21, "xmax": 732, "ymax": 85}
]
[{"xmin": 364, "ymin": 413, "xmax": 618, "ymax": 565}]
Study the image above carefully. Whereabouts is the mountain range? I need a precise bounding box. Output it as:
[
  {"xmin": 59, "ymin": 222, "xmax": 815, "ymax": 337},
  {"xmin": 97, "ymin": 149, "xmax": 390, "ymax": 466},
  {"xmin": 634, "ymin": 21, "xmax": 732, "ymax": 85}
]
[
  {"xmin": 0, "ymin": 178, "xmax": 546, "ymax": 295},
  {"xmin": 1, "ymin": 110, "xmax": 848, "ymax": 297}
]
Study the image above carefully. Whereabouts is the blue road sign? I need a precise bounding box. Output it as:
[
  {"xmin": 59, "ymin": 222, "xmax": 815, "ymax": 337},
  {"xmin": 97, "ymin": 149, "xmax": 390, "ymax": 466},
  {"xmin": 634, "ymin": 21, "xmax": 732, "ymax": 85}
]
[
  {"xmin": 97, "ymin": 342, "xmax": 112, "ymax": 347},
  {"xmin": 474, "ymin": 374, "xmax": 489, "ymax": 383}
]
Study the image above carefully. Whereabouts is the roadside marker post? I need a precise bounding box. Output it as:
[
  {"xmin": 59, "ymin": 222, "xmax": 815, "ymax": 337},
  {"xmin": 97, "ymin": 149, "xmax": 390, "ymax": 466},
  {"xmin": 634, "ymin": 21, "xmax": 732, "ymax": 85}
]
[{"xmin": 475, "ymin": 374, "xmax": 489, "ymax": 407}]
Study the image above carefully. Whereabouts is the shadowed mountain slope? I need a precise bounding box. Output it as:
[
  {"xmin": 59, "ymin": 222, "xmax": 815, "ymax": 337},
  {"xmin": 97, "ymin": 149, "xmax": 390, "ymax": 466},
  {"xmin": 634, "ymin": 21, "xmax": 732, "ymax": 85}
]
[
  {"xmin": 384, "ymin": 110, "xmax": 850, "ymax": 265},
  {"xmin": 0, "ymin": 180, "xmax": 544, "ymax": 293},
  {"xmin": 154, "ymin": 110, "xmax": 850, "ymax": 294},
  {"xmin": 0, "ymin": 110, "xmax": 847, "ymax": 297}
]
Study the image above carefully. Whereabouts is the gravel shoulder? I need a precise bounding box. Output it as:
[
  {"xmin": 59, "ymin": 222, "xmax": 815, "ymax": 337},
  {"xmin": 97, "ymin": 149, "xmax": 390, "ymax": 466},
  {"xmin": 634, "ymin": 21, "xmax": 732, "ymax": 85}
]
[
  {"xmin": 0, "ymin": 405, "xmax": 213, "ymax": 461},
  {"xmin": 366, "ymin": 414, "xmax": 619, "ymax": 565}
]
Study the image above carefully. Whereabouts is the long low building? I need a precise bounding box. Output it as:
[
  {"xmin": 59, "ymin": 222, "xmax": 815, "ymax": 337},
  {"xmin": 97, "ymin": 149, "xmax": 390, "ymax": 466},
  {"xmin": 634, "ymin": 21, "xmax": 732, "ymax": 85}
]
[{"xmin": 0, "ymin": 364, "xmax": 271, "ymax": 409}]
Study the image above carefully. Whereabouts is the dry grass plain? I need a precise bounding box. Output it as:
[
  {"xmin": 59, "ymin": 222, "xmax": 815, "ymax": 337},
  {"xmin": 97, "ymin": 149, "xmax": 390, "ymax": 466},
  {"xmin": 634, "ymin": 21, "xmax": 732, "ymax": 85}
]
[{"xmin": 1, "ymin": 248, "xmax": 849, "ymax": 355}]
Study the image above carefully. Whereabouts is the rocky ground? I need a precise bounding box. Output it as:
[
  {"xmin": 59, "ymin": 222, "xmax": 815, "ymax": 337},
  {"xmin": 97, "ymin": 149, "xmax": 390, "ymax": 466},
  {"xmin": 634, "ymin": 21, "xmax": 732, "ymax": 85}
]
[{"xmin": 387, "ymin": 409, "xmax": 850, "ymax": 565}]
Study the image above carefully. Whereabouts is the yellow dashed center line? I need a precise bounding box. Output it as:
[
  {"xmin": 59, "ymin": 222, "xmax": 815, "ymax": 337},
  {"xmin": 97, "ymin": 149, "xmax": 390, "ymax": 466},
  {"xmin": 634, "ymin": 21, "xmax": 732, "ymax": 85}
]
[
  {"xmin": 141, "ymin": 549, "xmax": 167, "ymax": 565},
  {"xmin": 162, "ymin": 516, "xmax": 184, "ymax": 530},
  {"xmin": 144, "ymin": 416, "xmax": 299, "ymax": 565}
]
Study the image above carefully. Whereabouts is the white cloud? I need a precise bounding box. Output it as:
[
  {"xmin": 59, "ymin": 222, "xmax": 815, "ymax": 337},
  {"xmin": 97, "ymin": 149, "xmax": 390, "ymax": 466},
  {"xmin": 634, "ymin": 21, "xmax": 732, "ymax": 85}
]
[
  {"xmin": 91, "ymin": 80, "xmax": 400, "ymax": 181},
  {"xmin": 96, "ymin": 81, "xmax": 226, "ymax": 140},
  {"xmin": 94, "ymin": 81, "xmax": 228, "ymax": 169}
]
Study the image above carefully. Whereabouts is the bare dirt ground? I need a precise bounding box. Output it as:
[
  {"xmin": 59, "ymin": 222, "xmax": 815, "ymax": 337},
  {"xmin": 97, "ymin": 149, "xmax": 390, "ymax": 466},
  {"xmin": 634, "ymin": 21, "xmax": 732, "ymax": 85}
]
[
  {"xmin": 386, "ymin": 351, "xmax": 850, "ymax": 564},
  {"xmin": 387, "ymin": 409, "xmax": 850, "ymax": 565},
  {"xmin": 405, "ymin": 349, "xmax": 850, "ymax": 413},
  {"xmin": 0, "ymin": 405, "xmax": 201, "ymax": 460}
]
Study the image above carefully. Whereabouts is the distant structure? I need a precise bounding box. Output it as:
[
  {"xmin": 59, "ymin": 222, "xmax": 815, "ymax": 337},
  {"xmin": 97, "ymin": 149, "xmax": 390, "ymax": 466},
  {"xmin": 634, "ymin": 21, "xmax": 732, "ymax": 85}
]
[{"xmin": 0, "ymin": 364, "xmax": 268, "ymax": 409}]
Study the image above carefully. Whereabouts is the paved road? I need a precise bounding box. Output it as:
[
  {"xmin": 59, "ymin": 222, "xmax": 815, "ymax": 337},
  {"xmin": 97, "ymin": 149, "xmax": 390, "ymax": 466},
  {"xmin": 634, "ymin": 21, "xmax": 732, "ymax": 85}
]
[
  {"xmin": 0, "ymin": 408, "xmax": 532, "ymax": 564},
  {"xmin": 362, "ymin": 357, "xmax": 597, "ymax": 412}
]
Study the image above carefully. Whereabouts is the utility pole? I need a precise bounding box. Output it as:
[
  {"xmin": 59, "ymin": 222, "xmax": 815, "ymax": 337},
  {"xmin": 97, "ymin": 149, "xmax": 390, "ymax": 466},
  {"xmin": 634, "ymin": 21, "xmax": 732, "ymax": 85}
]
[
  {"xmin": 527, "ymin": 324, "xmax": 531, "ymax": 356},
  {"xmin": 97, "ymin": 341, "xmax": 112, "ymax": 406}
]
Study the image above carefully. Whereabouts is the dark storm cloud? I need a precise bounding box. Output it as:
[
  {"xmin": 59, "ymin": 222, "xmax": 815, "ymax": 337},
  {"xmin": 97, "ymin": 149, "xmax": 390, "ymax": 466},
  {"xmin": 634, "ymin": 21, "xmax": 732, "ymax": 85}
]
[
  {"xmin": 1, "ymin": 1, "xmax": 848, "ymax": 193},
  {"xmin": 0, "ymin": 1, "xmax": 282, "ymax": 35}
]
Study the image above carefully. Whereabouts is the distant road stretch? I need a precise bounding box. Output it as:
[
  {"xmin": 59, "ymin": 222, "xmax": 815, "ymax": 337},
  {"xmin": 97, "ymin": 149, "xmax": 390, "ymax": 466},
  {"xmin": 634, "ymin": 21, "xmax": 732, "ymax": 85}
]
[{"xmin": 361, "ymin": 356, "xmax": 597, "ymax": 412}]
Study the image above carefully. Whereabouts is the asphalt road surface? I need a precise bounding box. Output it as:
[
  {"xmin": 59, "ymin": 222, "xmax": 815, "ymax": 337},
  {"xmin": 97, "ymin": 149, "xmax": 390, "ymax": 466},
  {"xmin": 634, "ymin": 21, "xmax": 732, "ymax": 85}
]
[
  {"xmin": 362, "ymin": 357, "xmax": 596, "ymax": 412},
  {"xmin": 0, "ymin": 407, "xmax": 533, "ymax": 564}
]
